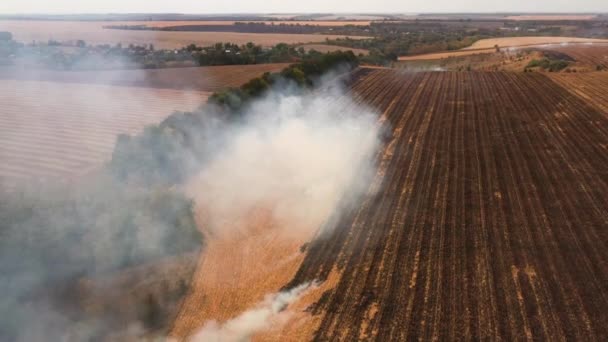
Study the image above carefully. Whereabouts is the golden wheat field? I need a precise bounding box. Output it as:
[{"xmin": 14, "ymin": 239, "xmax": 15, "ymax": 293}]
[
  {"xmin": 463, "ymin": 36, "xmax": 608, "ymax": 50},
  {"xmin": 0, "ymin": 80, "xmax": 209, "ymax": 183},
  {"xmin": 399, "ymin": 37, "xmax": 608, "ymax": 61}
]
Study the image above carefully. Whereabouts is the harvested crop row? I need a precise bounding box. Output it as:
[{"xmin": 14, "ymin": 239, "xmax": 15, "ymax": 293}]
[
  {"xmin": 287, "ymin": 70, "xmax": 608, "ymax": 340},
  {"xmin": 550, "ymin": 73, "xmax": 608, "ymax": 114}
]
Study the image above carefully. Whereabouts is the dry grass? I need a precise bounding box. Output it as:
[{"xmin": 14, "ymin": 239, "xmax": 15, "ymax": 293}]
[
  {"xmin": 0, "ymin": 20, "xmax": 370, "ymax": 48},
  {"xmin": 0, "ymin": 79, "xmax": 208, "ymax": 182},
  {"xmin": 169, "ymin": 205, "xmax": 317, "ymax": 339}
]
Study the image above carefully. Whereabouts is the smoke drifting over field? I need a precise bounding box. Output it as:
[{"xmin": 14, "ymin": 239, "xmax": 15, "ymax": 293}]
[
  {"xmin": 0, "ymin": 50, "xmax": 206, "ymax": 341},
  {"xmin": 190, "ymin": 80, "xmax": 381, "ymax": 236},
  {"xmin": 192, "ymin": 282, "xmax": 315, "ymax": 341},
  {"xmin": 1, "ymin": 45, "xmax": 382, "ymax": 342}
]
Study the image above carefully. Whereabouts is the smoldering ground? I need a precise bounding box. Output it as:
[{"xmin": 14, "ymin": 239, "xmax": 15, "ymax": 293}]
[
  {"xmin": 175, "ymin": 76, "xmax": 383, "ymax": 341},
  {"xmin": 191, "ymin": 282, "xmax": 316, "ymax": 342}
]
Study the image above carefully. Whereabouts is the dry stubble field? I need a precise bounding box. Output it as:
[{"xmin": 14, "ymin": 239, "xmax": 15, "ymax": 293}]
[{"xmin": 0, "ymin": 80, "xmax": 209, "ymax": 183}]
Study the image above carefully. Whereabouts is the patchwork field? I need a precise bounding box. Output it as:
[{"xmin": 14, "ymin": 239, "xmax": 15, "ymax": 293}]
[
  {"xmin": 0, "ymin": 80, "xmax": 209, "ymax": 183},
  {"xmin": 0, "ymin": 20, "xmax": 370, "ymax": 48}
]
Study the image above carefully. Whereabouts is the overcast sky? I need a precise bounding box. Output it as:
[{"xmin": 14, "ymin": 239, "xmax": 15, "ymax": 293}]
[{"xmin": 0, "ymin": 0, "xmax": 606, "ymax": 14}]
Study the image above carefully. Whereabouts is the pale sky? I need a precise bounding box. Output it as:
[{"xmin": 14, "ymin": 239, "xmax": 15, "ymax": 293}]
[{"xmin": 0, "ymin": 0, "xmax": 606, "ymax": 14}]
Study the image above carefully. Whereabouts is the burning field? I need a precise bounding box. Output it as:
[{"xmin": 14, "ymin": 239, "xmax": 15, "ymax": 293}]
[
  {"xmin": 1, "ymin": 49, "xmax": 607, "ymax": 340},
  {"xmin": 167, "ymin": 68, "xmax": 608, "ymax": 341}
]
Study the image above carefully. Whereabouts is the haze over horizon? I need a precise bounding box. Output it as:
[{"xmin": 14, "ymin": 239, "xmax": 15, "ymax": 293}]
[{"xmin": 0, "ymin": 0, "xmax": 607, "ymax": 15}]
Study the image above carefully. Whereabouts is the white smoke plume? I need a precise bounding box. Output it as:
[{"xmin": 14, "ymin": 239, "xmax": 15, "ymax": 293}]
[
  {"xmin": 188, "ymin": 80, "xmax": 382, "ymax": 235},
  {"xmin": 191, "ymin": 282, "xmax": 315, "ymax": 342}
]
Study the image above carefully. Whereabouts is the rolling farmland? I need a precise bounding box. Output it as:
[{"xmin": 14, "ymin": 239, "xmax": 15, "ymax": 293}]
[
  {"xmin": 0, "ymin": 80, "xmax": 209, "ymax": 183},
  {"xmin": 281, "ymin": 69, "xmax": 608, "ymax": 340},
  {"xmin": 0, "ymin": 20, "xmax": 370, "ymax": 48}
]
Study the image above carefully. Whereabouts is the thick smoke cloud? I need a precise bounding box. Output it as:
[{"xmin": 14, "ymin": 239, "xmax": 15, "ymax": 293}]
[{"xmin": 189, "ymin": 79, "xmax": 381, "ymax": 236}]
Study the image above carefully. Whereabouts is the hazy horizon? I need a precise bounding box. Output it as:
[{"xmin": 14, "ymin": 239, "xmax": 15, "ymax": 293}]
[{"xmin": 0, "ymin": 0, "xmax": 607, "ymax": 15}]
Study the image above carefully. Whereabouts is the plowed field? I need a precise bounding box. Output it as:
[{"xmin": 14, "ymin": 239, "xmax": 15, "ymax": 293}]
[
  {"xmin": 170, "ymin": 69, "xmax": 608, "ymax": 341},
  {"xmin": 284, "ymin": 70, "xmax": 608, "ymax": 340},
  {"xmin": 550, "ymin": 72, "xmax": 608, "ymax": 113}
]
